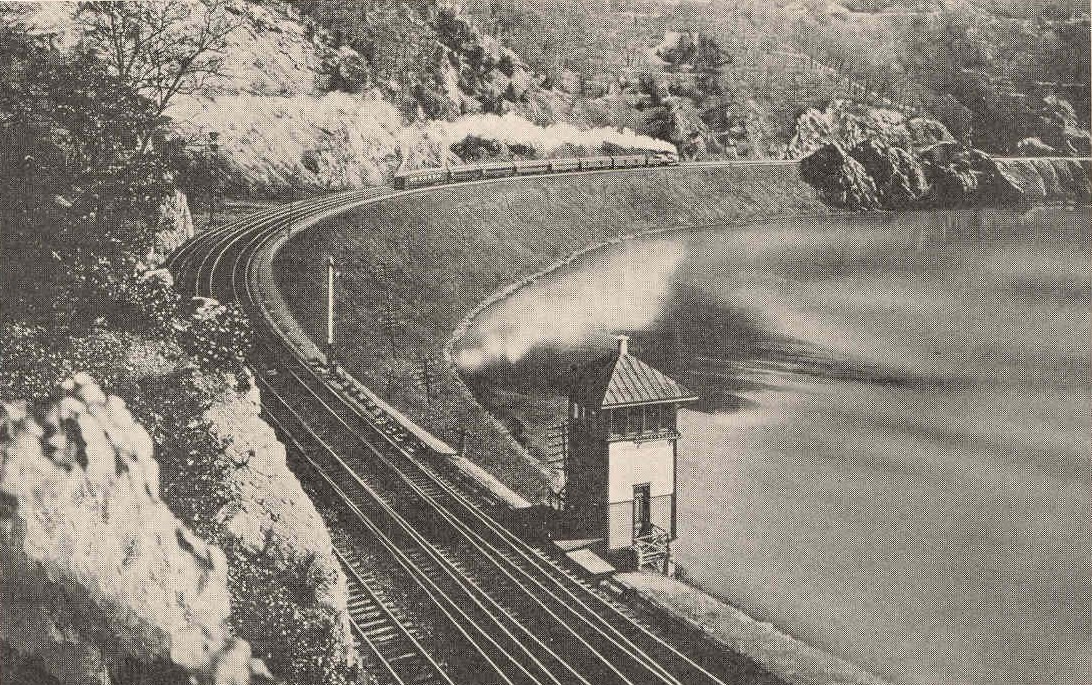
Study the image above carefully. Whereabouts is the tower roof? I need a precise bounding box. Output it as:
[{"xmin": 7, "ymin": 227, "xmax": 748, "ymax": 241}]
[{"xmin": 570, "ymin": 337, "xmax": 698, "ymax": 409}]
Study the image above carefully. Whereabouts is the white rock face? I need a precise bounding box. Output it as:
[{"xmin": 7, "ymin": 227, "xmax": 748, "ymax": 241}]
[
  {"xmin": 204, "ymin": 377, "xmax": 354, "ymax": 659},
  {"xmin": 0, "ymin": 375, "xmax": 262, "ymax": 685},
  {"xmin": 172, "ymin": 91, "xmax": 447, "ymax": 193},
  {"xmin": 150, "ymin": 187, "xmax": 195, "ymax": 267}
]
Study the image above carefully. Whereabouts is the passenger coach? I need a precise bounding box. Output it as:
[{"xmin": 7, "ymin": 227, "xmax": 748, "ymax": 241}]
[{"xmin": 392, "ymin": 152, "xmax": 679, "ymax": 190}]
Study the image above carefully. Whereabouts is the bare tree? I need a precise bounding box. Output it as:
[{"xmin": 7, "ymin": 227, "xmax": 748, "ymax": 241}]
[{"xmin": 76, "ymin": 0, "xmax": 241, "ymax": 124}]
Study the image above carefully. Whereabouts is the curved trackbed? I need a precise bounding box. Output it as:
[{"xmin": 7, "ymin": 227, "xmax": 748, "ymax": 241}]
[{"xmin": 168, "ymin": 164, "xmax": 795, "ymax": 685}]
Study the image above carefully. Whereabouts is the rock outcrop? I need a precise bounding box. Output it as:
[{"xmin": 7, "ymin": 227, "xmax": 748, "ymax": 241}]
[
  {"xmin": 149, "ymin": 187, "xmax": 195, "ymax": 268},
  {"xmin": 793, "ymin": 101, "xmax": 1090, "ymax": 210},
  {"xmin": 798, "ymin": 143, "xmax": 881, "ymax": 210},
  {"xmin": 150, "ymin": 189, "xmax": 195, "ymax": 266},
  {"xmin": 0, "ymin": 374, "xmax": 265, "ymax": 685},
  {"xmin": 848, "ymin": 140, "xmax": 929, "ymax": 208},
  {"xmin": 917, "ymin": 143, "xmax": 1023, "ymax": 207},
  {"xmin": 788, "ymin": 99, "xmax": 953, "ymax": 161},
  {"xmin": 996, "ymin": 157, "xmax": 1092, "ymax": 204},
  {"xmin": 205, "ymin": 379, "xmax": 352, "ymax": 638}
]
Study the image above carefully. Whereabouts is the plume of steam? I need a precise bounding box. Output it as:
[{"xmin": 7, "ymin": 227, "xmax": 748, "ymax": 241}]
[
  {"xmin": 424, "ymin": 112, "xmax": 677, "ymax": 156},
  {"xmin": 457, "ymin": 239, "xmax": 688, "ymax": 371}
]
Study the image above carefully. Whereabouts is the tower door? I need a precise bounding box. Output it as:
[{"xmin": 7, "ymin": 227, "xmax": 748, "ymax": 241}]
[{"xmin": 633, "ymin": 483, "xmax": 651, "ymax": 538}]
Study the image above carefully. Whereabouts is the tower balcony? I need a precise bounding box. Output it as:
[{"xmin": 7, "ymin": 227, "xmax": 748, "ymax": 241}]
[{"xmin": 607, "ymin": 425, "xmax": 680, "ymax": 444}]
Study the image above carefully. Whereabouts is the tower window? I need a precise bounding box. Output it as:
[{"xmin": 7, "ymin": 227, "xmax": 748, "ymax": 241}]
[{"xmin": 610, "ymin": 409, "xmax": 625, "ymax": 435}]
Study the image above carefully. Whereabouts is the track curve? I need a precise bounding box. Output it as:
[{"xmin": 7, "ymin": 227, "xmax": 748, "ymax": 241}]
[{"xmin": 168, "ymin": 169, "xmax": 790, "ymax": 685}]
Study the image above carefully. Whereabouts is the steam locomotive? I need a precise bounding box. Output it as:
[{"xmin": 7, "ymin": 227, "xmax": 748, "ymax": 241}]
[{"xmin": 392, "ymin": 152, "xmax": 680, "ymax": 190}]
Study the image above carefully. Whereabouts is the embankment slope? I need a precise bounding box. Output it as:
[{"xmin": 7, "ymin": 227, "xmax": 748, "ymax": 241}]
[{"xmin": 276, "ymin": 163, "xmax": 830, "ymax": 500}]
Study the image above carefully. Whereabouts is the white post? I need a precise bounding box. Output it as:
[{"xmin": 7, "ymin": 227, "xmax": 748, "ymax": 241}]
[{"xmin": 326, "ymin": 256, "xmax": 335, "ymax": 349}]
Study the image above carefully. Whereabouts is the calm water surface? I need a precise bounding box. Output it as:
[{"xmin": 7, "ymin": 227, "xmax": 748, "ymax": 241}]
[{"xmin": 456, "ymin": 209, "xmax": 1092, "ymax": 685}]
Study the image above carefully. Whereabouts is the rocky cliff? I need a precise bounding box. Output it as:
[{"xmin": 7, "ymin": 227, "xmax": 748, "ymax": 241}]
[
  {"xmin": 792, "ymin": 101, "xmax": 1091, "ymax": 210},
  {"xmin": 0, "ymin": 375, "xmax": 266, "ymax": 685},
  {"xmin": 23, "ymin": 1, "xmax": 674, "ymax": 197},
  {"xmin": 996, "ymin": 157, "xmax": 1092, "ymax": 204},
  {"xmin": 0, "ymin": 331, "xmax": 357, "ymax": 685}
]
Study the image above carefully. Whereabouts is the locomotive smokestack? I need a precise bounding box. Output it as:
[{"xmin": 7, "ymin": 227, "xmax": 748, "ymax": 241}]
[{"xmin": 616, "ymin": 335, "xmax": 629, "ymax": 357}]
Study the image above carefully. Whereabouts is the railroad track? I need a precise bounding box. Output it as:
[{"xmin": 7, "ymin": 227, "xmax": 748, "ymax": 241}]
[{"xmin": 168, "ymin": 171, "xmax": 782, "ymax": 685}]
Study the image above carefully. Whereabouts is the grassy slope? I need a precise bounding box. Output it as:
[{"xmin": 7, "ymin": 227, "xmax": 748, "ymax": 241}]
[{"xmin": 275, "ymin": 165, "xmax": 829, "ymax": 500}]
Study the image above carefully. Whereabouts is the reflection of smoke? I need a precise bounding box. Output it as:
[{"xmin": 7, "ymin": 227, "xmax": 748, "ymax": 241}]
[
  {"xmin": 457, "ymin": 239, "xmax": 688, "ymax": 371},
  {"xmin": 426, "ymin": 113, "xmax": 676, "ymax": 155}
]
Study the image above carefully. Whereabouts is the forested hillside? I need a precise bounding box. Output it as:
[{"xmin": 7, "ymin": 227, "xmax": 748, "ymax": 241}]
[
  {"xmin": 291, "ymin": 0, "xmax": 572, "ymax": 122},
  {"xmin": 1, "ymin": 7, "xmax": 358, "ymax": 684},
  {"xmin": 452, "ymin": 0, "xmax": 1090, "ymax": 156}
]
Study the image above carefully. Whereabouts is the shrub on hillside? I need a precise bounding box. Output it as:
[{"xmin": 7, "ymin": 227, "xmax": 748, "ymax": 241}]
[
  {"xmin": 226, "ymin": 540, "xmax": 358, "ymax": 685},
  {"xmin": 182, "ymin": 300, "xmax": 254, "ymax": 381},
  {"xmin": 452, "ymin": 134, "xmax": 507, "ymax": 160}
]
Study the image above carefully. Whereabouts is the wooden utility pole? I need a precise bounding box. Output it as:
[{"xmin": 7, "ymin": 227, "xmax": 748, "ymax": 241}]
[
  {"xmin": 415, "ymin": 354, "xmax": 438, "ymax": 402},
  {"xmin": 326, "ymin": 256, "xmax": 335, "ymax": 351},
  {"xmin": 207, "ymin": 132, "xmax": 219, "ymax": 227}
]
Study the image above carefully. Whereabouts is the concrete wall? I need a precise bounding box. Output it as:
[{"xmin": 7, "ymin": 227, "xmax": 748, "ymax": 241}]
[
  {"xmin": 608, "ymin": 439, "xmax": 675, "ymax": 503},
  {"xmin": 606, "ymin": 438, "xmax": 675, "ymax": 550}
]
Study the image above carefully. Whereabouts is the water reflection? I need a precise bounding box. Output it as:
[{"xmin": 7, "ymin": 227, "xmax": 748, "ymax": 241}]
[{"xmin": 457, "ymin": 209, "xmax": 1092, "ymax": 685}]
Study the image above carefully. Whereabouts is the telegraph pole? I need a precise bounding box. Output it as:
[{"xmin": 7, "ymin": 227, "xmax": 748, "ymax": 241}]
[
  {"xmin": 207, "ymin": 131, "xmax": 219, "ymax": 227},
  {"xmin": 326, "ymin": 256, "xmax": 335, "ymax": 352}
]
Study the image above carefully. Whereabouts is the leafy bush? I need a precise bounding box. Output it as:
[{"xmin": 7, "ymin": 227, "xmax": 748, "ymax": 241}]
[
  {"xmin": 451, "ymin": 135, "xmax": 506, "ymax": 160},
  {"xmin": 182, "ymin": 301, "xmax": 254, "ymax": 380},
  {"xmin": 224, "ymin": 539, "xmax": 359, "ymax": 685}
]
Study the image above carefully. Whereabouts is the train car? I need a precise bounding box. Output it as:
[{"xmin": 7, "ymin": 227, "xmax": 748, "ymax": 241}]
[
  {"xmin": 449, "ymin": 164, "xmax": 484, "ymax": 182},
  {"xmin": 580, "ymin": 156, "xmax": 615, "ymax": 171},
  {"xmin": 480, "ymin": 161, "xmax": 516, "ymax": 178},
  {"xmin": 612, "ymin": 154, "xmax": 647, "ymax": 169},
  {"xmin": 514, "ymin": 159, "xmax": 551, "ymax": 175},
  {"xmin": 393, "ymin": 152, "xmax": 676, "ymax": 190},
  {"xmin": 392, "ymin": 168, "xmax": 449, "ymax": 189},
  {"xmin": 550, "ymin": 158, "xmax": 580, "ymax": 173}
]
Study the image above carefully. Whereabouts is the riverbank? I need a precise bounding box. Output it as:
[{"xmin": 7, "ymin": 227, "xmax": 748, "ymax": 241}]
[
  {"xmin": 273, "ymin": 163, "xmax": 1087, "ymax": 685},
  {"xmin": 617, "ymin": 572, "xmax": 891, "ymax": 685},
  {"xmin": 273, "ymin": 163, "xmax": 893, "ymax": 683},
  {"xmin": 454, "ymin": 206, "xmax": 1091, "ymax": 685}
]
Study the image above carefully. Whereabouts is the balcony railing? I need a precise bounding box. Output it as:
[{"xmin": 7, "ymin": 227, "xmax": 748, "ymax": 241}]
[
  {"xmin": 632, "ymin": 523, "xmax": 671, "ymax": 572},
  {"xmin": 608, "ymin": 426, "xmax": 680, "ymax": 443}
]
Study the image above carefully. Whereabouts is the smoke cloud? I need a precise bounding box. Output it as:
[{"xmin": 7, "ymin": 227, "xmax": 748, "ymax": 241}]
[
  {"xmin": 457, "ymin": 238, "xmax": 688, "ymax": 371},
  {"xmin": 425, "ymin": 112, "xmax": 677, "ymax": 156}
]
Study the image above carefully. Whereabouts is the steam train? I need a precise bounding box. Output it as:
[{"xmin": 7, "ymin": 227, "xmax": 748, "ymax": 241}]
[{"xmin": 392, "ymin": 152, "xmax": 680, "ymax": 190}]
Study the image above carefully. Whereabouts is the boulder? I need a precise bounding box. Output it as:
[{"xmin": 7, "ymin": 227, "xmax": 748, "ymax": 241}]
[
  {"xmin": 994, "ymin": 157, "xmax": 1092, "ymax": 204},
  {"xmin": 1032, "ymin": 157, "xmax": 1063, "ymax": 197},
  {"xmin": 202, "ymin": 380, "xmax": 355, "ymax": 664},
  {"xmin": 0, "ymin": 375, "xmax": 265, "ymax": 685},
  {"xmin": 148, "ymin": 187, "xmax": 194, "ymax": 268},
  {"xmin": 799, "ymin": 143, "xmax": 881, "ymax": 210},
  {"xmin": 919, "ymin": 143, "xmax": 1022, "ymax": 207},
  {"xmin": 1016, "ymin": 137, "xmax": 1056, "ymax": 156},
  {"xmin": 1067, "ymin": 159, "xmax": 1092, "ymax": 202},
  {"xmin": 849, "ymin": 140, "xmax": 929, "ymax": 208}
]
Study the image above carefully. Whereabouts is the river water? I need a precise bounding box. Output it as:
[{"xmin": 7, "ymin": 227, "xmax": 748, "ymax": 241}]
[{"xmin": 455, "ymin": 208, "xmax": 1091, "ymax": 685}]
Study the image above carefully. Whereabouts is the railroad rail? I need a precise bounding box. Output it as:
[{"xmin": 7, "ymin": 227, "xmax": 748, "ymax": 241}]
[{"xmin": 167, "ymin": 165, "xmax": 792, "ymax": 685}]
